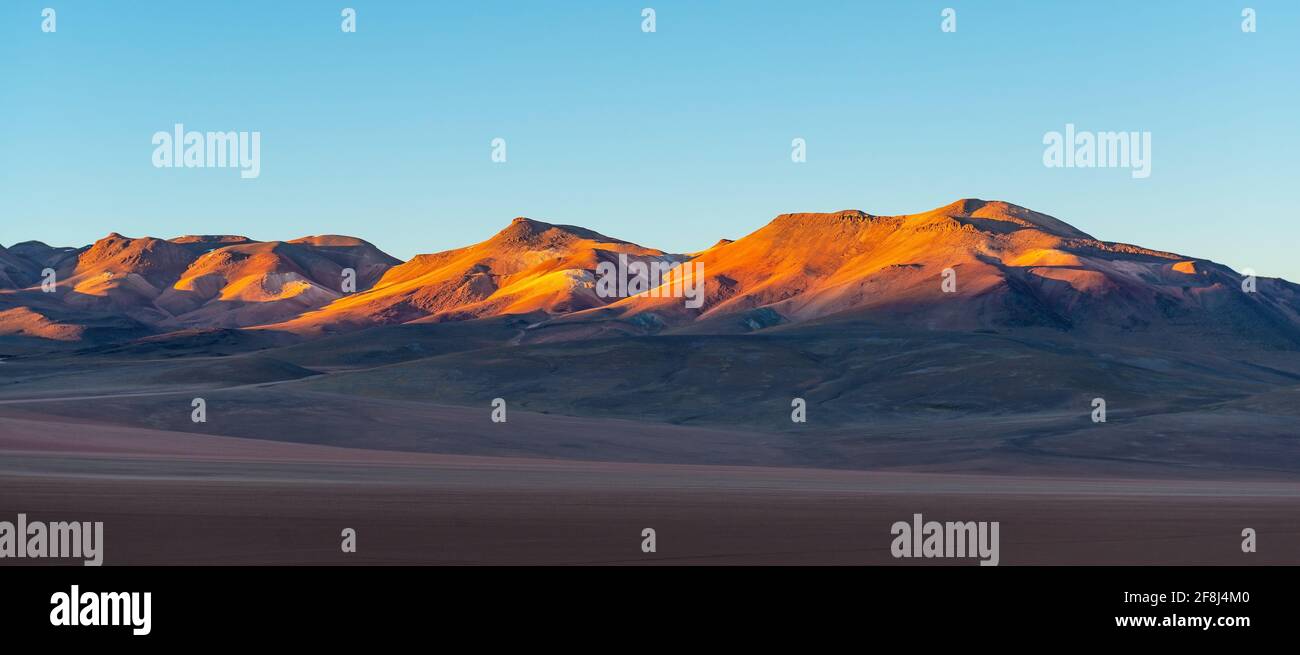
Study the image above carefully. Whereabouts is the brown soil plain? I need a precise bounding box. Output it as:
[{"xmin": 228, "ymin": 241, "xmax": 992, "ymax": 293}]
[{"xmin": 2, "ymin": 200, "xmax": 1298, "ymax": 564}]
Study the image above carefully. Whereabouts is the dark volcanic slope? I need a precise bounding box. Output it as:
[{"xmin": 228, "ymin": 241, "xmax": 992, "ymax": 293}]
[{"xmin": 290, "ymin": 324, "xmax": 1300, "ymax": 427}]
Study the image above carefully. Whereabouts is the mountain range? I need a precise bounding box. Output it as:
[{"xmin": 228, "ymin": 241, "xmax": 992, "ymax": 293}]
[
  {"xmin": 3, "ymin": 199, "xmax": 1298, "ymax": 352},
  {"xmin": 4, "ymin": 199, "xmax": 1300, "ymax": 476}
]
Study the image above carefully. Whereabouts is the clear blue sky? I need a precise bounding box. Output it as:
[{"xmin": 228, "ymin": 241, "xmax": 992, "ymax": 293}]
[{"xmin": 2, "ymin": 1, "xmax": 1297, "ymax": 280}]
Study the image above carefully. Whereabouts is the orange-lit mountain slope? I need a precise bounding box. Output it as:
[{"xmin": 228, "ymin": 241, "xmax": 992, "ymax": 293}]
[
  {"xmin": 545, "ymin": 199, "xmax": 1300, "ymax": 346},
  {"xmin": 156, "ymin": 237, "xmax": 399, "ymax": 328},
  {"xmin": 0, "ymin": 232, "xmax": 401, "ymax": 338},
  {"xmin": 5, "ymin": 200, "xmax": 1299, "ymax": 347},
  {"xmin": 271, "ymin": 218, "xmax": 671, "ymax": 335}
]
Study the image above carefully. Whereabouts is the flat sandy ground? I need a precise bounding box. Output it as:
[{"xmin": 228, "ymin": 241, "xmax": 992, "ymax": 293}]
[{"xmin": 1, "ymin": 412, "xmax": 1296, "ymax": 565}]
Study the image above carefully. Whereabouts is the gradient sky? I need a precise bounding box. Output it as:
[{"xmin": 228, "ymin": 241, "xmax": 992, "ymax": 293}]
[{"xmin": 2, "ymin": 1, "xmax": 1297, "ymax": 280}]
